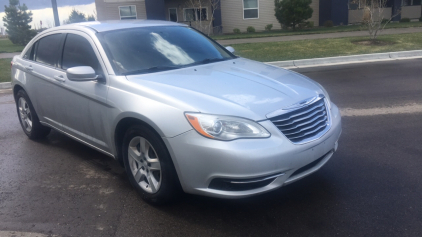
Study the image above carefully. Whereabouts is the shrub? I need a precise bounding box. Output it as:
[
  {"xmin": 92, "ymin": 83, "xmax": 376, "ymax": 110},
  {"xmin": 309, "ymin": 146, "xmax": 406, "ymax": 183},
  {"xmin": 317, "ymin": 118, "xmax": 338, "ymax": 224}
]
[
  {"xmin": 233, "ymin": 28, "xmax": 241, "ymax": 34},
  {"xmin": 381, "ymin": 18, "xmax": 389, "ymax": 24},
  {"xmin": 399, "ymin": 18, "xmax": 411, "ymax": 23},
  {"xmin": 265, "ymin": 24, "xmax": 273, "ymax": 31},
  {"xmin": 246, "ymin": 26, "xmax": 255, "ymax": 33},
  {"xmin": 324, "ymin": 20, "xmax": 334, "ymax": 27},
  {"xmin": 419, "ymin": 16, "xmax": 422, "ymax": 22},
  {"xmin": 297, "ymin": 23, "xmax": 306, "ymax": 29},
  {"xmin": 306, "ymin": 21, "xmax": 314, "ymax": 28},
  {"xmin": 274, "ymin": 0, "xmax": 313, "ymax": 31}
]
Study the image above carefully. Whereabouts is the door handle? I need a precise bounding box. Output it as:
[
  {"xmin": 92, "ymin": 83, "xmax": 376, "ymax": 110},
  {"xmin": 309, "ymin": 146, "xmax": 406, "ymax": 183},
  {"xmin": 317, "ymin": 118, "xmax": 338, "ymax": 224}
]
[
  {"xmin": 25, "ymin": 66, "xmax": 33, "ymax": 71},
  {"xmin": 53, "ymin": 75, "xmax": 65, "ymax": 82}
]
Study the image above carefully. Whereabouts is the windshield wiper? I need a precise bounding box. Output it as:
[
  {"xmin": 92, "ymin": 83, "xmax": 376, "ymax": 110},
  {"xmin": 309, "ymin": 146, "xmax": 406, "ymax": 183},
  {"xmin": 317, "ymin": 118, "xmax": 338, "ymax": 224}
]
[
  {"xmin": 122, "ymin": 66, "xmax": 181, "ymax": 76},
  {"xmin": 189, "ymin": 58, "xmax": 227, "ymax": 66},
  {"xmin": 122, "ymin": 58, "xmax": 227, "ymax": 76}
]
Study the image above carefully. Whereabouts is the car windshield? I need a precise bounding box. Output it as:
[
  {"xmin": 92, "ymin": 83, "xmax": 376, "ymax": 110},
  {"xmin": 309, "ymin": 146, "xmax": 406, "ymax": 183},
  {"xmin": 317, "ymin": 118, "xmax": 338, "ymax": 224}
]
[{"xmin": 97, "ymin": 26, "xmax": 235, "ymax": 75}]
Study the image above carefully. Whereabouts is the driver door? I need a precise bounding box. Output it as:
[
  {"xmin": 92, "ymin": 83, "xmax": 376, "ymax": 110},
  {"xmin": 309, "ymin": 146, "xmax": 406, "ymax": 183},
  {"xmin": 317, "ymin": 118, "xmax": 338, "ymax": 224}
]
[{"xmin": 53, "ymin": 32, "xmax": 111, "ymax": 153}]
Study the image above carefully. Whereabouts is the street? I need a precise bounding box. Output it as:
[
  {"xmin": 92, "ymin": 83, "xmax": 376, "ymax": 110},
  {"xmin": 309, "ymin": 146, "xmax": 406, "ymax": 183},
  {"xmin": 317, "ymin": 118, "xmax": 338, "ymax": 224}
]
[{"xmin": 0, "ymin": 59, "xmax": 421, "ymax": 236}]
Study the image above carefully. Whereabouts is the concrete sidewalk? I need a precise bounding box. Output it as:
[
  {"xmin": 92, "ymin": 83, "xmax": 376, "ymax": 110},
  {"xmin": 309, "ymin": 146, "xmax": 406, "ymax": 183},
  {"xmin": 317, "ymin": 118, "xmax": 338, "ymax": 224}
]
[
  {"xmin": 217, "ymin": 27, "xmax": 422, "ymax": 45},
  {"xmin": 0, "ymin": 52, "xmax": 19, "ymax": 59}
]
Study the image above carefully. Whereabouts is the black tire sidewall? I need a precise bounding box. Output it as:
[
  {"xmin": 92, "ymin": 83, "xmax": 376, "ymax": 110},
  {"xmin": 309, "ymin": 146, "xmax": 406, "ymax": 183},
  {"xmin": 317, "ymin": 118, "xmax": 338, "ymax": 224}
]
[
  {"xmin": 15, "ymin": 89, "xmax": 50, "ymax": 139},
  {"xmin": 122, "ymin": 124, "xmax": 180, "ymax": 204}
]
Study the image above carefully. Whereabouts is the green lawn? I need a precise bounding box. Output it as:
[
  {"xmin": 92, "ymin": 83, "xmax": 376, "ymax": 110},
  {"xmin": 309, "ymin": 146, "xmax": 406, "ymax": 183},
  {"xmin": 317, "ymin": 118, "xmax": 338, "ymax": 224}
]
[
  {"xmin": 0, "ymin": 38, "xmax": 25, "ymax": 53},
  {"xmin": 0, "ymin": 58, "xmax": 12, "ymax": 83},
  {"xmin": 212, "ymin": 22, "xmax": 422, "ymax": 40},
  {"xmin": 232, "ymin": 32, "xmax": 422, "ymax": 62}
]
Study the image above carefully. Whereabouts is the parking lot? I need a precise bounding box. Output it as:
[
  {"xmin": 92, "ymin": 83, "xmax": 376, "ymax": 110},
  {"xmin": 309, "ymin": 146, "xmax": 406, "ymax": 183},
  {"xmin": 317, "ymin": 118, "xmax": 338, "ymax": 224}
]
[{"xmin": 0, "ymin": 59, "xmax": 421, "ymax": 236}]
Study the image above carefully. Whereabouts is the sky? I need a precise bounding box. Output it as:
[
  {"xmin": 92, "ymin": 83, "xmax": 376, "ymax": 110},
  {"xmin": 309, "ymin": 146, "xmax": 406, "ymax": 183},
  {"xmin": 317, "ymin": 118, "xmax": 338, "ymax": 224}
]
[{"xmin": 0, "ymin": 0, "xmax": 96, "ymax": 30}]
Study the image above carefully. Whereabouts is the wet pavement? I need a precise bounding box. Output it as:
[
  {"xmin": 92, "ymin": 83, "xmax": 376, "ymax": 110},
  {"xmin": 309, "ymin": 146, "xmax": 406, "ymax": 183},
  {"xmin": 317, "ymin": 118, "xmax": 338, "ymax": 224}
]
[{"xmin": 0, "ymin": 59, "xmax": 421, "ymax": 236}]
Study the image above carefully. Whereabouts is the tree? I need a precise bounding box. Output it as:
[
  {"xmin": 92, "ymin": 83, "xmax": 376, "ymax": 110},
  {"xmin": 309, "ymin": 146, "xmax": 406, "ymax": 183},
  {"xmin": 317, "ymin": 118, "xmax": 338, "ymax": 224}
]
[
  {"xmin": 351, "ymin": 0, "xmax": 400, "ymax": 41},
  {"xmin": 274, "ymin": 0, "xmax": 313, "ymax": 30},
  {"xmin": 87, "ymin": 14, "xmax": 96, "ymax": 21},
  {"xmin": 64, "ymin": 9, "xmax": 96, "ymax": 24},
  {"xmin": 2, "ymin": 0, "xmax": 35, "ymax": 45},
  {"xmin": 185, "ymin": 0, "xmax": 220, "ymax": 36},
  {"xmin": 65, "ymin": 9, "xmax": 86, "ymax": 24}
]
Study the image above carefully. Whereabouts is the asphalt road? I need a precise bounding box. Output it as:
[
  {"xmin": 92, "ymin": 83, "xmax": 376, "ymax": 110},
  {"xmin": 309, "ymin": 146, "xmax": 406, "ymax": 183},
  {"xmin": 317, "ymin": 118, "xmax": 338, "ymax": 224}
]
[{"xmin": 0, "ymin": 59, "xmax": 421, "ymax": 237}]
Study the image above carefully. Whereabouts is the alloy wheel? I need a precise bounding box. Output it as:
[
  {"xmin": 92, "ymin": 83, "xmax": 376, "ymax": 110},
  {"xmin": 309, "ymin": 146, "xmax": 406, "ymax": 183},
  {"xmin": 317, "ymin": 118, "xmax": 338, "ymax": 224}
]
[
  {"xmin": 128, "ymin": 136, "xmax": 162, "ymax": 193},
  {"xmin": 18, "ymin": 97, "xmax": 32, "ymax": 133}
]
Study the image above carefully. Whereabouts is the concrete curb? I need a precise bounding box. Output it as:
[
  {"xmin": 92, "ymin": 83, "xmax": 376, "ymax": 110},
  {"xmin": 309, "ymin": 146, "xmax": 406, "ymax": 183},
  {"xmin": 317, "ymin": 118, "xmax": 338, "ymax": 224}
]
[
  {"xmin": 0, "ymin": 82, "xmax": 11, "ymax": 89},
  {"xmin": 266, "ymin": 50, "xmax": 422, "ymax": 68}
]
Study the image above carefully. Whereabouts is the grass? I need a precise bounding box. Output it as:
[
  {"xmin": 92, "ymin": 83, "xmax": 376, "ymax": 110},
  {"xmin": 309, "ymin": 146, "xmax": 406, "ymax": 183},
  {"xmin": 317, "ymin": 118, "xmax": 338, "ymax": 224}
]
[
  {"xmin": 212, "ymin": 22, "xmax": 422, "ymax": 40},
  {"xmin": 232, "ymin": 32, "xmax": 422, "ymax": 62},
  {"xmin": 0, "ymin": 38, "xmax": 25, "ymax": 53},
  {"xmin": 0, "ymin": 58, "xmax": 12, "ymax": 83}
]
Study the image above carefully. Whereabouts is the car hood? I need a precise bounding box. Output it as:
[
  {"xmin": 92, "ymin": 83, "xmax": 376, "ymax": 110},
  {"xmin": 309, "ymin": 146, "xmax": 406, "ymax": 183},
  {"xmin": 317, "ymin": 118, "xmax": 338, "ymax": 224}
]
[{"xmin": 126, "ymin": 58, "xmax": 323, "ymax": 121}]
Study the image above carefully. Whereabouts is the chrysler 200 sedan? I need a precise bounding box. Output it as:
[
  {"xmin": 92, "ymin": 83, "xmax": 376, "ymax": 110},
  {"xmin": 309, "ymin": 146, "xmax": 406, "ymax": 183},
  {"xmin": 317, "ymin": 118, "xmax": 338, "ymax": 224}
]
[{"xmin": 12, "ymin": 20, "xmax": 342, "ymax": 204}]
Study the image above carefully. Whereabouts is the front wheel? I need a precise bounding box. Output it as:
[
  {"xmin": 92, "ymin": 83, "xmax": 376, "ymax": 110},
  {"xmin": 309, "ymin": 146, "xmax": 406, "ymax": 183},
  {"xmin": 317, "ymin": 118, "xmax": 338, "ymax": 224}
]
[
  {"xmin": 122, "ymin": 124, "xmax": 181, "ymax": 204},
  {"xmin": 16, "ymin": 90, "xmax": 50, "ymax": 139}
]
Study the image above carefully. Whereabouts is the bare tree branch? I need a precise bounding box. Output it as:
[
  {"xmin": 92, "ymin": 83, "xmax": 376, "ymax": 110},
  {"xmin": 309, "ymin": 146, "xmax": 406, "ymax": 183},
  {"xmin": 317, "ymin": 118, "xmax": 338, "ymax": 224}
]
[
  {"xmin": 185, "ymin": 0, "xmax": 220, "ymax": 36},
  {"xmin": 352, "ymin": 0, "xmax": 401, "ymax": 40}
]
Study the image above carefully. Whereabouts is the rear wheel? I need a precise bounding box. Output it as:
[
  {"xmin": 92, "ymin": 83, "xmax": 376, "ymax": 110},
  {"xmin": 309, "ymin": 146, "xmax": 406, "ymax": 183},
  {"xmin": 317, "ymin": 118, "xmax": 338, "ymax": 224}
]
[
  {"xmin": 16, "ymin": 90, "xmax": 50, "ymax": 139},
  {"xmin": 122, "ymin": 124, "xmax": 181, "ymax": 204}
]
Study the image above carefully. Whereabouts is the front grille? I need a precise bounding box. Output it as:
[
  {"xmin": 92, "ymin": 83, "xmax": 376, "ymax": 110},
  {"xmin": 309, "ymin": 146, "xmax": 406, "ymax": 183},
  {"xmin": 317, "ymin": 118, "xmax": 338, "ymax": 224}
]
[{"xmin": 270, "ymin": 98, "xmax": 329, "ymax": 143}]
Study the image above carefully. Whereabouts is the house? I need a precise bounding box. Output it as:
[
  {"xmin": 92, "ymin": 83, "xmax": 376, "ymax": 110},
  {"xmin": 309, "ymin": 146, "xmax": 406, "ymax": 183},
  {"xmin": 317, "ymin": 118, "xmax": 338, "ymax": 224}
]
[
  {"xmin": 94, "ymin": 0, "xmax": 421, "ymax": 34},
  {"xmin": 320, "ymin": 0, "xmax": 422, "ymax": 25},
  {"xmin": 95, "ymin": 0, "xmax": 320, "ymax": 33}
]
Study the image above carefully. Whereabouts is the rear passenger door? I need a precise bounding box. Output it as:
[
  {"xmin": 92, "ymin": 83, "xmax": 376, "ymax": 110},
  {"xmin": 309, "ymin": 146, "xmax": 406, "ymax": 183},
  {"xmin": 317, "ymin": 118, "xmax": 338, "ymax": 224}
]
[
  {"xmin": 53, "ymin": 32, "xmax": 111, "ymax": 152},
  {"xmin": 21, "ymin": 33, "xmax": 64, "ymax": 128}
]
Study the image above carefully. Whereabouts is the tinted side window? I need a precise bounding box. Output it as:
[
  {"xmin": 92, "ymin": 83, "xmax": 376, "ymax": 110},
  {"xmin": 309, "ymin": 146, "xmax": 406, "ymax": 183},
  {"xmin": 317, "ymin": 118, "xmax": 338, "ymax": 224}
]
[
  {"xmin": 23, "ymin": 45, "xmax": 33, "ymax": 60},
  {"xmin": 62, "ymin": 34, "xmax": 100, "ymax": 72},
  {"xmin": 35, "ymin": 34, "xmax": 62, "ymax": 67}
]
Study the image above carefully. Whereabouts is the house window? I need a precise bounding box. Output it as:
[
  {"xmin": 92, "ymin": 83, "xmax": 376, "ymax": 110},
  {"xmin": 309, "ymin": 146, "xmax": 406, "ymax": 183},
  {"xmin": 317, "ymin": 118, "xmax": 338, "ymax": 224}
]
[
  {"xmin": 184, "ymin": 8, "xmax": 207, "ymax": 21},
  {"xmin": 169, "ymin": 8, "xmax": 178, "ymax": 22},
  {"xmin": 119, "ymin": 6, "xmax": 137, "ymax": 20},
  {"xmin": 243, "ymin": 0, "xmax": 258, "ymax": 19},
  {"xmin": 402, "ymin": 0, "xmax": 421, "ymax": 5}
]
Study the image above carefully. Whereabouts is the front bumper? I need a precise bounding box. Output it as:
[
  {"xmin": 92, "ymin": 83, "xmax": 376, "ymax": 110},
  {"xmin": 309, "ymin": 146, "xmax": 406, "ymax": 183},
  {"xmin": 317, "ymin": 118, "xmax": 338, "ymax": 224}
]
[{"xmin": 164, "ymin": 103, "xmax": 342, "ymax": 198}]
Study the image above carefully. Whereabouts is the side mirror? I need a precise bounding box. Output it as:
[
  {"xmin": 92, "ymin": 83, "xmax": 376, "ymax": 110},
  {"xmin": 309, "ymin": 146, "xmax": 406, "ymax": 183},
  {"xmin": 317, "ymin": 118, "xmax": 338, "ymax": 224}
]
[
  {"xmin": 226, "ymin": 46, "xmax": 235, "ymax": 53},
  {"xmin": 66, "ymin": 66, "xmax": 98, "ymax": 81}
]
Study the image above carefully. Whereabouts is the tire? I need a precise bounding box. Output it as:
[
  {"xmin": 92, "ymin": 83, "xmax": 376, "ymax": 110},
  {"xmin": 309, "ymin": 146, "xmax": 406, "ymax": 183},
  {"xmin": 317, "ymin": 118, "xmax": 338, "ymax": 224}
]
[
  {"xmin": 122, "ymin": 124, "xmax": 181, "ymax": 204},
  {"xmin": 16, "ymin": 89, "xmax": 51, "ymax": 140}
]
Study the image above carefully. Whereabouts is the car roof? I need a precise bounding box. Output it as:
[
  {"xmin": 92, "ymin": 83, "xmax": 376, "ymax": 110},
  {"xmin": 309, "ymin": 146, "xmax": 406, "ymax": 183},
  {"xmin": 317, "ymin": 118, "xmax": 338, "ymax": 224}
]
[{"xmin": 49, "ymin": 20, "xmax": 187, "ymax": 33}]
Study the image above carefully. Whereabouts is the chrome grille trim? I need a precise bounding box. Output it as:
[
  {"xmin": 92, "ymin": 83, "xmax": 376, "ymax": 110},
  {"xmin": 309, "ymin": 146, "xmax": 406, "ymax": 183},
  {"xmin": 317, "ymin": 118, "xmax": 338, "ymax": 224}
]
[
  {"xmin": 272, "ymin": 108, "xmax": 326, "ymax": 126},
  {"xmin": 270, "ymin": 103, "xmax": 325, "ymax": 123},
  {"xmin": 283, "ymin": 119, "xmax": 327, "ymax": 136},
  {"xmin": 278, "ymin": 113, "xmax": 327, "ymax": 131},
  {"xmin": 268, "ymin": 95, "xmax": 331, "ymax": 144}
]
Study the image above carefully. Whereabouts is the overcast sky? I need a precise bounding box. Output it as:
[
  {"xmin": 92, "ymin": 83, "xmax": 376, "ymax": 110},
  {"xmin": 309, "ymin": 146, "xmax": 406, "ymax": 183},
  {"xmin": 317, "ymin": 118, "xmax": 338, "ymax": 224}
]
[
  {"xmin": 0, "ymin": 0, "xmax": 96, "ymax": 30},
  {"xmin": 0, "ymin": 0, "xmax": 94, "ymax": 12}
]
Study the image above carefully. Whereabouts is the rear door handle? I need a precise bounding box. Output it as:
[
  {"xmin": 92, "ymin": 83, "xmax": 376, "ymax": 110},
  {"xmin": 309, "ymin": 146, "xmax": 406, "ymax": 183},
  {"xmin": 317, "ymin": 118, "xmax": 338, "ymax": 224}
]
[
  {"xmin": 53, "ymin": 75, "xmax": 65, "ymax": 82},
  {"xmin": 25, "ymin": 66, "xmax": 33, "ymax": 71}
]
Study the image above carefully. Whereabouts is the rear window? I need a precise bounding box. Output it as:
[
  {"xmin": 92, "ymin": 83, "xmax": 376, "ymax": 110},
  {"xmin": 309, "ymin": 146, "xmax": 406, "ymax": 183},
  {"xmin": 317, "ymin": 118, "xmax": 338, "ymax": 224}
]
[
  {"xmin": 35, "ymin": 34, "xmax": 62, "ymax": 67},
  {"xmin": 23, "ymin": 45, "xmax": 33, "ymax": 60}
]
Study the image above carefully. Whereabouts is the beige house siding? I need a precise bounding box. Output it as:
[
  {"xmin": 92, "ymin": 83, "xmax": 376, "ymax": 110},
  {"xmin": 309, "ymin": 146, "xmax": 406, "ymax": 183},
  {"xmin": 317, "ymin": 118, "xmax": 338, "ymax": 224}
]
[
  {"xmin": 95, "ymin": 0, "xmax": 147, "ymax": 21},
  {"xmin": 309, "ymin": 0, "xmax": 319, "ymax": 26},
  {"xmin": 401, "ymin": 6, "xmax": 422, "ymax": 19},
  {"xmin": 221, "ymin": 0, "xmax": 319, "ymax": 34},
  {"xmin": 348, "ymin": 8, "xmax": 392, "ymax": 24}
]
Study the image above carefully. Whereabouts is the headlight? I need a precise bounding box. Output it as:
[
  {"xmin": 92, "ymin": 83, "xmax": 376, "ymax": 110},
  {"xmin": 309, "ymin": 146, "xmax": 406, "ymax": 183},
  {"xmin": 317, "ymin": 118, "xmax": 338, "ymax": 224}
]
[{"xmin": 185, "ymin": 113, "xmax": 270, "ymax": 140}]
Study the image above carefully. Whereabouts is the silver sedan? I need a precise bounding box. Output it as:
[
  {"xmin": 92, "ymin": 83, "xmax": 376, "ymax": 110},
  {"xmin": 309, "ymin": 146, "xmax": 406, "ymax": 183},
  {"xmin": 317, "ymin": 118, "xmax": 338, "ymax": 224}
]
[{"xmin": 11, "ymin": 20, "xmax": 342, "ymax": 204}]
